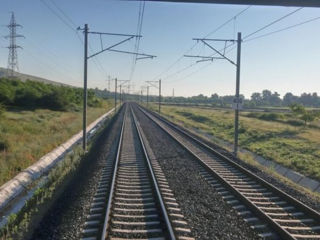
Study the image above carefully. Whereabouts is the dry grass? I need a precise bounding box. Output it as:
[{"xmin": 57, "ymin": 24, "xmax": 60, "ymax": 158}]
[
  {"xmin": 153, "ymin": 104, "xmax": 320, "ymax": 181},
  {"xmin": 0, "ymin": 100, "xmax": 113, "ymax": 186}
]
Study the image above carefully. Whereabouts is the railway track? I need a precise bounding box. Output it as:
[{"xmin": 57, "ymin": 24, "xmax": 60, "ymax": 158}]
[
  {"xmin": 135, "ymin": 104, "xmax": 320, "ymax": 240},
  {"xmin": 81, "ymin": 105, "xmax": 193, "ymax": 240}
]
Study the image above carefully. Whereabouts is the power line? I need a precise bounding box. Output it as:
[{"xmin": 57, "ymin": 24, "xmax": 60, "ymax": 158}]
[
  {"xmin": 244, "ymin": 15, "xmax": 320, "ymax": 42},
  {"xmin": 163, "ymin": 62, "xmax": 198, "ymax": 81},
  {"xmin": 152, "ymin": 5, "xmax": 251, "ymax": 81},
  {"xmin": 39, "ymin": 0, "xmax": 107, "ymax": 75},
  {"xmin": 48, "ymin": 0, "xmax": 78, "ymax": 28},
  {"xmin": 204, "ymin": 5, "xmax": 251, "ymax": 38},
  {"xmin": 163, "ymin": 7, "xmax": 304, "ymax": 83},
  {"xmin": 243, "ymin": 7, "xmax": 303, "ymax": 39},
  {"xmin": 167, "ymin": 60, "xmax": 212, "ymax": 83},
  {"xmin": 39, "ymin": 0, "xmax": 76, "ymax": 34},
  {"xmin": 129, "ymin": 0, "xmax": 146, "ymax": 81}
]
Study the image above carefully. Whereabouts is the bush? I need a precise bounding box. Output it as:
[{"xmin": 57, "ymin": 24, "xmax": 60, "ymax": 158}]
[
  {"xmin": 246, "ymin": 112, "xmax": 284, "ymax": 121},
  {"xmin": 0, "ymin": 78, "xmax": 103, "ymax": 111},
  {"xmin": 258, "ymin": 113, "xmax": 283, "ymax": 121},
  {"xmin": 246, "ymin": 112, "xmax": 262, "ymax": 118},
  {"xmin": 0, "ymin": 103, "xmax": 5, "ymax": 117}
]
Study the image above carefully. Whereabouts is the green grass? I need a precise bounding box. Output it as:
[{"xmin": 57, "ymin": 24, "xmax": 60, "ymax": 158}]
[
  {"xmin": 153, "ymin": 104, "xmax": 320, "ymax": 180},
  {"xmin": 0, "ymin": 100, "xmax": 113, "ymax": 186}
]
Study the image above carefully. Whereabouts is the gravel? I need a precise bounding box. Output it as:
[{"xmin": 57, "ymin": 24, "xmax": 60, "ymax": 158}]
[
  {"xmin": 29, "ymin": 109, "xmax": 124, "ymax": 240},
  {"xmin": 159, "ymin": 112, "xmax": 320, "ymax": 213},
  {"xmin": 134, "ymin": 106, "xmax": 260, "ymax": 240}
]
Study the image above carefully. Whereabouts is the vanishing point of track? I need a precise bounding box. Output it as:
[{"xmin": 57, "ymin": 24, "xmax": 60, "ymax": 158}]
[{"xmin": 81, "ymin": 105, "xmax": 193, "ymax": 240}]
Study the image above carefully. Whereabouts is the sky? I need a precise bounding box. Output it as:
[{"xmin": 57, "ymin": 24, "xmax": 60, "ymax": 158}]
[{"xmin": 0, "ymin": 0, "xmax": 320, "ymax": 98}]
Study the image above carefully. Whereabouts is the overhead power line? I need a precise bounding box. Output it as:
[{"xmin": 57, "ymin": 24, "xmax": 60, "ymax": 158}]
[
  {"xmin": 40, "ymin": 0, "xmax": 76, "ymax": 34},
  {"xmin": 204, "ymin": 5, "xmax": 251, "ymax": 38},
  {"xmin": 244, "ymin": 15, "xmax": 320, "ymax": 42},
  {"xmin": 163, "ymin": 7, "xmax": 304, "ymax": 83},
  {"xmin": 48, "ymin": 0, "xmax": 78, "ymax": 27},
  {"xmin": 130, "ymin": 0, "xmax": 146, "ymax": 81},
  {"xmin": 243, "ymin": 7, "xmax": 303, "ymax": 39},
  {"xmin": 39, "ymin": 0, "xmax": 107, "ymax": 75},
  {"xmin": 154, "ymin": 5, "xmax": 251, "ymax": 82}
]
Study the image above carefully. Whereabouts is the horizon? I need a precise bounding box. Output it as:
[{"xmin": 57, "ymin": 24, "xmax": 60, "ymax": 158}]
[{"xmin": 0, "ymin": 1, "xmax": 320, "ymax": 98}]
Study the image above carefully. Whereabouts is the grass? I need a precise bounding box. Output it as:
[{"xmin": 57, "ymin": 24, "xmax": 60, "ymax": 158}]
[
  {"xmin": 151, "ymin": 104, "xmax": 320, "ymax": 181},
  {"xmin": 0, "ymin": 142, "xmax": 85, "ymax": 239},
  {"xmin": 0, "ymin": 100, "xmax": 113, "ymax": 186}
]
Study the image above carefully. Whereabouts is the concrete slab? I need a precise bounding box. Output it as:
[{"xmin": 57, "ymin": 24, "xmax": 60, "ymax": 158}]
[
  {"xmin": 0, "ymin": 107, "xmax": 115, "ymax": 213},
  {"xmin": 254, "ymin": 156, "xmax": 267, "ymax": 166},
  {"xmin": 274, "ymin": 164, "xmax": 289, "ymax": 176},
  {"xmin": 299, "ymin": 177, "xmax": 320, "ymax": 191},
  {"xmin": 284, "ymin": 170, "xmax": 304, "ymax": 183}
]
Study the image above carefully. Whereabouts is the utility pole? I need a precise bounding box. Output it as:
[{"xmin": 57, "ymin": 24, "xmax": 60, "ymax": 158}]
[
  {"xmin": 77, "ymin": 24, "xmax": 156, "ymax": 151},
  {"xmin": 140, "ymin": 90, "xmax": 142, "ymax": 103},
  {"xmin": 119, "ymin": 85, "xmax": 122, "ymax": 105},
  {"xmin": 106, "ymin": 75, "xmax": 111, "ymax": 98},
  {"xmin": 185, "ymin": 32, "xmax": 242, "ymax": 157},
  {"xmin": 159, "ymin": 79, "xmax": 161, "ymax": 113},
  {"xmin": 5, "ymin": 12, "xmax": 24, "ymax": 78},
  {"xmin": 117, "ymin": 80, "xmax": 129, "ymax": 106},
  {"xmin": 234, "ymin": 32, "xmax": 242, "ymax": 156},
  {"xmin": 146, "ymin": 80, "xmax": 161, "ymax": 113},
  {"xmin": 82, "ymin": 24, "xmax": 88, "ymax": 151},
  {"xmin": 114, "ymin": 78, "xmax": 117, "ymax": 112},
  {"xmin": 147, "ymin": 86, "xmax": 149, "ymax": 107}
]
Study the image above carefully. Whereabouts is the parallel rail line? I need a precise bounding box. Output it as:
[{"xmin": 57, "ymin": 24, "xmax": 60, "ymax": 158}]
[
  {"xmin": 136, "ymin": 104, "xmax": 320, "ymax": 240},
  {"xmin": 81, "ymin": 104, "xmax": 193, "ymax": 240}
]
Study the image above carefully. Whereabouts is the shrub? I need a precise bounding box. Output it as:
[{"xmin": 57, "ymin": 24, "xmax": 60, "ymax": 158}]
[
  {"xmin": 289, "ymin": 103, "xmax": 320, "ymax": 125},
  {"xmin": 246, "ymin": 112, "xmax": 262, "ymax": 119},
  {"xmin": 258, "ymin": 113, "xmax": 283, "ymax": 121},
  {"xmin": 0, "ymin": 103, "xmax": 5, "ymax": 117},
  {"xmin": 0, "ymin": 78, "xmax": 104, "ymax": 111}
]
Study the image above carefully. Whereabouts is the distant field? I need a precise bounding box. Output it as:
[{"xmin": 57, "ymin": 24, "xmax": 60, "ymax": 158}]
[
  {"xmin": 0, "ymin": 100, "xmax": 113, "ymax": 186},
  {"xmin": 152, "ymin": 104, "xmax": 320, "ymax": 181}
]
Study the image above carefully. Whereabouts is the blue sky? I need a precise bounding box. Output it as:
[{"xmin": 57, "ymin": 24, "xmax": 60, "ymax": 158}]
[{"xmin": 0, "ymin": 0, "xmax": 320, "ymax": 98}]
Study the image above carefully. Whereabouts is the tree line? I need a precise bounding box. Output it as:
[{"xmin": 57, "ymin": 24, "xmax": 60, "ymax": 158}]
[
  {"xmin": 0, "ymin": 78, "xmax": 103, "ymax": 112},
  {"xmin": 161, "ymin": 90, "xmax": 320, "ymax": 108}
]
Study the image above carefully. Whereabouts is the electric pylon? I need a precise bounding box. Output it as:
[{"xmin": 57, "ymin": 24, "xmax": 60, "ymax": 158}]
[{"xmin": 5, "ymin": 12, "xmax": 24, "ymax": 78}]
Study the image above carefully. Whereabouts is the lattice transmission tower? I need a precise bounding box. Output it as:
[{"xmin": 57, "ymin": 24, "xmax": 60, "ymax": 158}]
[{"xmin": 5, "ymin": 12, "xmax": 24, "ymax": 78}]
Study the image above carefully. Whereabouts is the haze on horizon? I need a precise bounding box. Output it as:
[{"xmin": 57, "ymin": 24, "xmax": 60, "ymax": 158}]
[{"xmin": 0, "ymin": 0, "xmax": 319, "ymax": 98}]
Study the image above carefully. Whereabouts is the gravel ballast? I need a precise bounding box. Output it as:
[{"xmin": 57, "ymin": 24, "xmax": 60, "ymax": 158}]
[
  {"xmin": 134, "ymin": 106, "xmax": 261, "ymax": 240},
  {"xmin": 30, "ymin": 109, "xmax": 124, "ymax": 240},
  {"xmin": 153, "ymin": 110, "xmax": 320, "ymax": 213}
]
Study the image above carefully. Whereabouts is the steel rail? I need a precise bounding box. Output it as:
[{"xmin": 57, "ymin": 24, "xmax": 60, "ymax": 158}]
[
  {"xmin": 100, "ymin": 104, "xmax": 176, "ymax": 240},
  {"xmin": 100, "ymin": 106, "xmax": 127, "ymax": 240},
  {"xmin": 137, "ymin": 104, "xmax": 320, "ymax": 240},
  {"xmin": 131, "ymin": 106, "xmax": 176, "ymax": 240}
]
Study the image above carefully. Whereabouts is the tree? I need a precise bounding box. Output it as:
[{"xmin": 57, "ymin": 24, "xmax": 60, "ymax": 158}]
[
  {"xmin": 270, "ymin": 92, "xmax": 282, "ymax": 106},
  {"xmin": 251, "ymin": 92, "xmax": 263, "ymax": 106},
  {"xmin": 290, "ymin": 103, "xmax": 306, "ymax": 115},
  {"xmin": 283, "ymin": 92, "xmax": 298, "ymax": 106},
  {"xmin": 290, "ymin": 103, "xmax": 319, "ymax": 125},
  {"xmin": 0, "ymin": 103, "xmax": 5, "ymax": 118},
  {"xmin": 262, "ymin": 89, "xmax": 272, "ymax": 105},
  {"xmin": 300, "ymin": 112, "xmax": 317, "ymax": 125}
]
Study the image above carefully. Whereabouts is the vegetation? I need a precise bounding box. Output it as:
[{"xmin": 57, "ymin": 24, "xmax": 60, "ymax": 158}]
[
  {"xmin": 0, "ymin": 102, "xmax": 112, "ymax": 186},
  {"xmin": 137, "ymin": 89, "xmax": 320, "ymax": 108},
  {"xmin": 0, "ymin": 103, "xmax": 5, "ymax": 118},
  {"xmin": 0, "ymin": 144, "xmax": 84, "ymax": 239},
  {"xmin": 0, "ymin": 77, "xmax": 114, "ymax": 186},
  {"xmin": 290, "ymin": 103, "xmax": 320, "ymax": 125},
  {"xmin": 154, "ymin": 105, "xmax": 320, "ymax": 180},
  {"xmin": 0, "ymin": 78, "xmax": 103, "ymax": 111}
]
